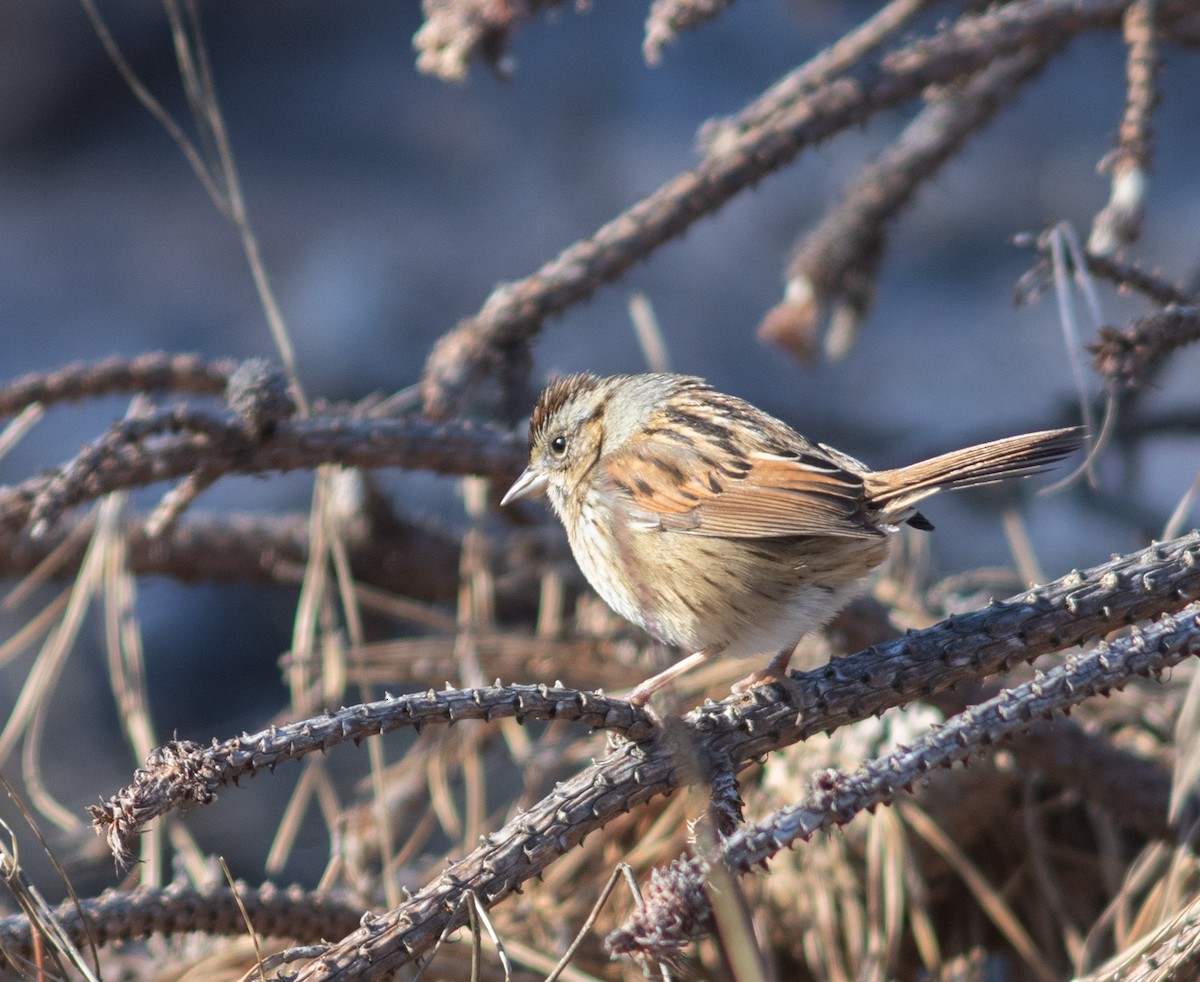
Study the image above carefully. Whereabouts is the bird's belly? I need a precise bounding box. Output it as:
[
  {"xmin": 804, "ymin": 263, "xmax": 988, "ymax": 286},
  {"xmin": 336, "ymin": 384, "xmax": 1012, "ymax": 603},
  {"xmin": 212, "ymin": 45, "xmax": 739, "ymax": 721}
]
[
  {"xmin": 567, "ymin": 521, "xmax": 890, "ymax": 656},
  {"xmin": 715, "ymin": 580, "xmax": 864, "ymax": 658}
]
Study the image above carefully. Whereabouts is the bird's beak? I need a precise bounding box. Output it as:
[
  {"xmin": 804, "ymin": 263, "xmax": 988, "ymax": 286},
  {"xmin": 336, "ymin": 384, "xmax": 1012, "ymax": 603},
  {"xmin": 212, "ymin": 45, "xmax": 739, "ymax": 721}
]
[{"xmin": 501, "ymin": 467, "xmax": 549, "ymax": 506}]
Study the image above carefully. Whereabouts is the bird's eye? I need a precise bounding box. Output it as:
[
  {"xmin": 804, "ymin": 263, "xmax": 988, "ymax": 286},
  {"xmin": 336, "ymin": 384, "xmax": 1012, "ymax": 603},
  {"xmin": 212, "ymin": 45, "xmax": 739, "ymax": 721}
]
[{"xmin": 550, "ymin": 435, "xmax": 568, "ymax": 456}]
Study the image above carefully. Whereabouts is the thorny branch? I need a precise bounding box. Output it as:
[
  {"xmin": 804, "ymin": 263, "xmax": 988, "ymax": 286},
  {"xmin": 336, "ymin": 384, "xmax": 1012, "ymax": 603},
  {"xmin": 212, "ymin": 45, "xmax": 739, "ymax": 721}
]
[
  {"xmin": 1089, "ymin": 0, "xmax": 1160, "ymax": 254},
  {"xmin": 0, "ymin": 341, "xmax": 1192, "ymax": 975},
  {"xmin": 1016, "ymin": 240, "xmax": 1196, "ymax": 309},
  {"xmin": 608, "ymin": 602, "xmax": 1200, "ymax": 959},
  {"xmin": 0, "ymin": 881, "xmax": 363, "ymax": 970},
  {"xmin": 0, "ymin": 352, "xmax": 235, "ymax": 418},
  {"xmin": 0, "ymin": 511, "xmax": 465, "ymax": 601},
  {"xmin": 258, "ymin": 531, "xmax": 1200, "ymax": 978},
  {"xmin": 1090, "ymin": 305, "xmax": 1200, "ymax": 389},
  {"xmin": 0, "ymin": 410, "xmax": 523, "ymax": 535},
  {"xmin": 91, "ymin": 686, "xmax": 657, "ymax": 869},
  {"xmin": 760, "ymin": 44, "xmax": 1060, "ymax": 363},
  {"xmin": 643, "ymin": 0, "xmax": 734, "ymax": 64}
]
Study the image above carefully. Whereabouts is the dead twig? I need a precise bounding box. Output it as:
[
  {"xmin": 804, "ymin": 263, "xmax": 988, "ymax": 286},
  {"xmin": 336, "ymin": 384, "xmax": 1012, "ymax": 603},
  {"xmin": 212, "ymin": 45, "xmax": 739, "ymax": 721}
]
[
  {"xmin": 760, "ymin": 44, "xmax": 1060, "ymax": 363},
  {"xmin": 1016, "ymin": 239, "xmax": 1194, "ymax": 308},
  {"xmin": 414, "ymin": 0, "xmax": 570, "ymax": 82},
  {"xmin": 91, "ymin": 685, "xmax": 657, "ymax": 869},
  {"xmin": 1090, "ymin": 305, "xmax": 1200, "ymax": 390},
  {"xmin": 1089, "ymin": 0, "xmax": 1160, "ymax": 255},
  {"xmin": 0, "ymin": 511, "xmax": 464, "ymax": 601},
  {"xmin": 0, "ymin": 353, "xmax": 235, "ymax": 419},
  {"xmin": 0, "ymin": 413, "xmax": 524, "ymax": 536},
  {"xmin": 643, "ymin": 0, "xmax": 735, "ymax": 65},
  {"xmin": 0, "ymin": 880, "xmax": 364, "ymax": 969},
  {"xmin": 698, "ymin": 0, "xmax": 940, "ymax": 150}
]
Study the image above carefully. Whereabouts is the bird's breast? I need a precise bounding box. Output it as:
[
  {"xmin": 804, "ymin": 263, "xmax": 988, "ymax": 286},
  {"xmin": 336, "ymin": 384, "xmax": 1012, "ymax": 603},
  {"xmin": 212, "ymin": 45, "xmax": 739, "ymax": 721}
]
[{"xmin": 562, "ymin": 502, "xmax": 892, "ymax": 655}]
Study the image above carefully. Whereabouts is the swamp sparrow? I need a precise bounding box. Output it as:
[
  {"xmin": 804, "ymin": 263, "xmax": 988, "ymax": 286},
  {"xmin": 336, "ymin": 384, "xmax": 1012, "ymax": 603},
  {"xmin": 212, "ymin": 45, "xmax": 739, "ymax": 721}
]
[{"xmin": 502, "ymin": 373, "xmax": 1081, "ymax": 707}]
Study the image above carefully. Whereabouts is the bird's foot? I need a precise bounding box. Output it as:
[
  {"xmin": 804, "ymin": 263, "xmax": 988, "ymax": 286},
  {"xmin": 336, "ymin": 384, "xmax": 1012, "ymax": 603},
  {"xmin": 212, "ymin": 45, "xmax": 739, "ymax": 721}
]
[{"xmin": 732, "ymin": 645, "xmax": 801, "ymax": 704}]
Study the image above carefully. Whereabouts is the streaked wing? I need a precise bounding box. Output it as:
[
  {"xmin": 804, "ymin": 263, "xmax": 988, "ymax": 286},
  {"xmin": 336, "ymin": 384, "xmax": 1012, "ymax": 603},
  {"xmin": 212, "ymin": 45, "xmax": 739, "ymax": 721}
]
[{"xmin": 599, "ymin": 442, "xmax": 881, "ymax": 539}]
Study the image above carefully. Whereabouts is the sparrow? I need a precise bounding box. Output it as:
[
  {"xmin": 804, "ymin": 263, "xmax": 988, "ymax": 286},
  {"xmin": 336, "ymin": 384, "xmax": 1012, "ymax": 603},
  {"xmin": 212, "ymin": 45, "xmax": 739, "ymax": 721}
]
[{"xmin": 502, "ymin": 372, "xmax": 1080, "ymax": 706}]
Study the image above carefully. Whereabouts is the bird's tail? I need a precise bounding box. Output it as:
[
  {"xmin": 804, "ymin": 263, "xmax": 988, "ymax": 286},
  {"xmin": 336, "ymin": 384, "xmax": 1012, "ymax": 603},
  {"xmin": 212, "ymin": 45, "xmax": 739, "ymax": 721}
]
[{"xmin": 864, "ymin": 427, "xmax": 1082, "ymax": 523}]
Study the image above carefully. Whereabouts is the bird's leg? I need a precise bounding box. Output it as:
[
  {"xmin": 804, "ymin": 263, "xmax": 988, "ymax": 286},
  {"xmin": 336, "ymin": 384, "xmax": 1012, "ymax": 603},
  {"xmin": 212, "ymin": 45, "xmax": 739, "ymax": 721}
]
[
  {"xmin": 626, "ymin": 646, "xmax": 720, "ymax": 708},
  {"xmin": 732, "ymin": 643, "xmax": 800, "ymax": 697}
]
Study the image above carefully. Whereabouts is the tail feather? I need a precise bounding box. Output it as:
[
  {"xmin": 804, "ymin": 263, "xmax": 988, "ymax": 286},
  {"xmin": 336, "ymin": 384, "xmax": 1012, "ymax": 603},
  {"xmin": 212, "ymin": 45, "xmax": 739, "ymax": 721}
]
[{"xmin": 864, "ymin": 427, "xmax": 1082, "ymax": 522}]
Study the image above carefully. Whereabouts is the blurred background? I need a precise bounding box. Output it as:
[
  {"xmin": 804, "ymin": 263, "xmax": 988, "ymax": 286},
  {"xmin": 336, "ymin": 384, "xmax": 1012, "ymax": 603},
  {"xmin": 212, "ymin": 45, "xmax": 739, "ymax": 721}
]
[{"xmin": 0, "ymin": 0, "xmax": 1197, "ymax": 898}]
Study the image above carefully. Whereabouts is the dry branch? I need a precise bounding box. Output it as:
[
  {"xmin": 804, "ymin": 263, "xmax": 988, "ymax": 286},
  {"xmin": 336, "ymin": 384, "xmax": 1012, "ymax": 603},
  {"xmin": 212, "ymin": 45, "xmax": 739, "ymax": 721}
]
[
  {"xmin": 698, "ymin": 0, "xmax": 938, "ymax": 149},
  {"xmin": 0, "ymin": 882, "xmax": 362, "ymax": 970},
  {"xmin": 0, "ymin": 353, "xmax": 235, "ymax": 419},
  {"xmin": 91, "ymin": 686, "xmax": 656, "ymax": 869},
  {"xmin": 277, "ymin": 531, "xmax": 1200, "ymax": 978},
  {"xmin": 4, "ymin": 0, "xmax": 1196, "ymax": 975},
  {"xmin": 0, "ymin": 511, "xmax": 464, "ymax": 601},
  {"xmin": 414, "ymin": 0, "xmax": 569, "ymax": 82},
  {"xmin": 1077, "ymin": 890, "xmax": 1200, "ymax": 981},
  {"xmin": 1016, "ymin": 238, "xmax": 1195, "ymax": 308},
  {"xmin": 1090, "ymin": 305, "xmax": 1200, "ymax": 389},
  {"xmin": 609, "ymin": 602, "xmax": 1200, "ymax": 959},
  {"xmin": 1089, "ymin": 0, "xmax": 1160, "ymax": 254},
  {"xmin": 760, "ymin": 44, "xmax": 1059, "ymax": 362},
  {"xmin": 0, "ymin": 412, "xmax": 524, "ymax": 535},
  {"xmin": 643, "ymin": 0, "xmax": 734, "ymax": 64}
]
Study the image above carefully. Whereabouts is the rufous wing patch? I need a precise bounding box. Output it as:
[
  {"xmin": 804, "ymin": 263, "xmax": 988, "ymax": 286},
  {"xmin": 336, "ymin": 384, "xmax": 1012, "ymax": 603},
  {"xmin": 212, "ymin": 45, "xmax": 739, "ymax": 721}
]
[{"xmin": 600, "ymin": 444, "xmax": 880, "ymax": 539}]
